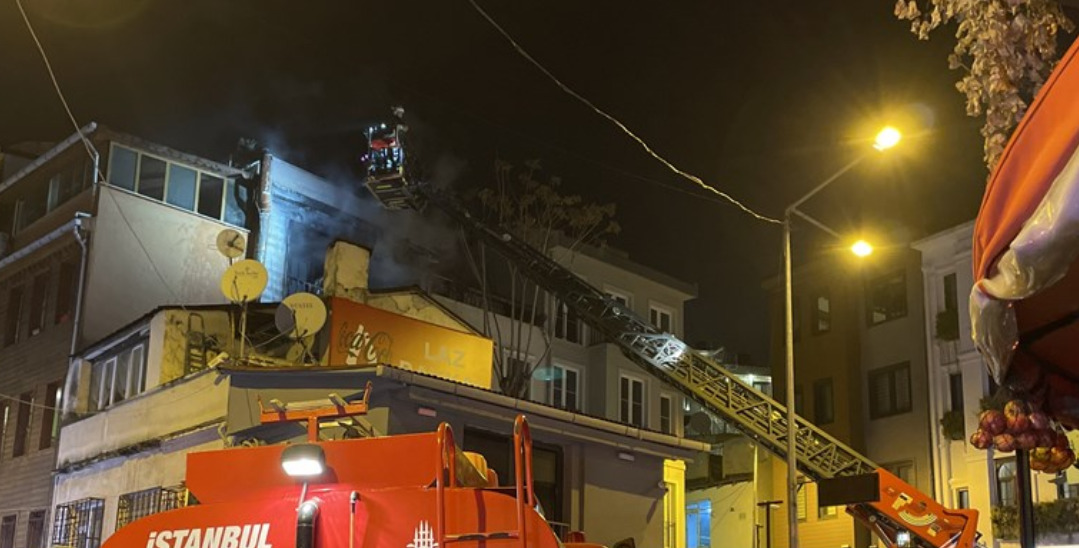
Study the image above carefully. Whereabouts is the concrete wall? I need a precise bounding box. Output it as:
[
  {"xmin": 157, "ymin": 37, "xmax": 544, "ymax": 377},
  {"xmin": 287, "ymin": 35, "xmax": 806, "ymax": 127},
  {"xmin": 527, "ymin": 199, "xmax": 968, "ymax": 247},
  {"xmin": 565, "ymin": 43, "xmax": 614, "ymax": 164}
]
[{"xmin": 82, "ymin": 186, "xmax": 239, "ymax": 344}]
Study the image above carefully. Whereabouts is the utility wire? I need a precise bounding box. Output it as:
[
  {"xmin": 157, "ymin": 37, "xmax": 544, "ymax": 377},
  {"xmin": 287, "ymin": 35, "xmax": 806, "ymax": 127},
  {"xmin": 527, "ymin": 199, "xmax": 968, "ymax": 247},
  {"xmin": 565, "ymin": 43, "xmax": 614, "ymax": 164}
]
[
  {"xmin": 16, "ymin": 0, "xmax": 185, "ymax": 309},
  {"xmin": 466, "ymin": 0, "xmax": 782, "ymax": 225}
]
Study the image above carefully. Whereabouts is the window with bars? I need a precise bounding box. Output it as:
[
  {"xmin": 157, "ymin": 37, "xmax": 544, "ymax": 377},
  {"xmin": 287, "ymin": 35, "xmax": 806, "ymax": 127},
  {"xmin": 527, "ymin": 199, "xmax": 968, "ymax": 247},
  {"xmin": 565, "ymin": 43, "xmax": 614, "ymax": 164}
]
[
  {"xmin": 116, "ymin": 487, "xmax": 186, "ymax": 530},
  {"xmin": 52, "ymin": 498, "xmax": 104, "ymax": 548}
]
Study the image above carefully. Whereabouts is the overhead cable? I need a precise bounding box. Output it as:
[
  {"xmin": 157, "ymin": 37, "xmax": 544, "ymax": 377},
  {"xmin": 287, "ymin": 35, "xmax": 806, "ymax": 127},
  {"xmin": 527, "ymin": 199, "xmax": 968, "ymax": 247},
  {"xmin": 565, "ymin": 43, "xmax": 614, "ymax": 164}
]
[{"xmin": 466, "ymin": 0, "xmax": 782, "ymax": 225}]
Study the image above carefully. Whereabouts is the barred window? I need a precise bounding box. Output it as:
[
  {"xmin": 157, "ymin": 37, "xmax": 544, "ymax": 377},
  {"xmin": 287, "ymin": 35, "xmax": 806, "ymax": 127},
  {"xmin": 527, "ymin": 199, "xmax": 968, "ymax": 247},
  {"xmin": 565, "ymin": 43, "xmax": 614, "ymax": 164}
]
[
  {"xmin": 116, "ymin": 487, "xmax": 186, "ymax": 530},
  {"xmin": 52, "ymin": 498, "xmax": 104, "ymax": 548}
]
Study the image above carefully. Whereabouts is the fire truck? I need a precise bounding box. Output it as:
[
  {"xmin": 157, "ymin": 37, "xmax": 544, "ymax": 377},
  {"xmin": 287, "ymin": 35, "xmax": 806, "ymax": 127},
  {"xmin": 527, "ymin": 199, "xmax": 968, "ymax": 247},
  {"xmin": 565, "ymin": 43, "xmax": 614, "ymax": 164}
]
[{"xmin": 104, "ymin": 113, "xmax": 981, "ymax": 548}]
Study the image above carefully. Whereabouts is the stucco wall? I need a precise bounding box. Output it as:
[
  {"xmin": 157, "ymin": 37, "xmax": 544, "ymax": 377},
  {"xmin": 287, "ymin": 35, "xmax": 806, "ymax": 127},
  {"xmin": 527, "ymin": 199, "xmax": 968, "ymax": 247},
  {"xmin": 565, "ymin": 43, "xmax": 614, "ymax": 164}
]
[
  {"xmin": 582, "ymin": 444, "xmax": 670, "ymax": 548},
  {"xmin": 82, "ymin": 187, "xmax": 239, "ymax": 344}
]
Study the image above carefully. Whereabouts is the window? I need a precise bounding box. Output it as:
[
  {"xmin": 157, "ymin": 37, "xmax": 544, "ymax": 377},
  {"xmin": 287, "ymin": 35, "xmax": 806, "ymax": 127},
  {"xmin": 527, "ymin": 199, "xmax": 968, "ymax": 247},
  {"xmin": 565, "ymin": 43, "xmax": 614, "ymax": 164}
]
[
  {"xmin": 813, "ymin": 378, "xmax": 834, "ymax": 425},
  {"xmin": 685, "ymin": 500, "xmax": 711, "ymax": 548},
  {"xmin": 813, "ymin": 294, "xmax": 831, "ymax": 334},
  {"xmin": 794, "ymin": 385, "xmax": 804, "ymax": 415},
  {"xmin": 27, "ymin": 510, "xmax": 45, "ymax": 548},
  {"xmin": 137, "ymin": 156, "xmax": 166, "ymax": 200},
  {"xmin": 606, "ymin": 289, "xmax": 632, "ymax": 309},
  {"xmin": 40, "ymin": 381, "xmax": 62, "ymax": 450},
  {"xmin": 165, "ymin": 164, "xmax": 197, "ymax": 210},
  {"xmin": 52, "ymin": 498, "xmax": 104, "ymax": 548},
  {"xmin": 867, "ymin": 270, "xmax": 908, "ymax": 325},
  {"xmin": 650, "ymin": 305, "xmax": 673, "ymax": 333},
  {"xmin": 956, "ymin": 488, "xmax": 970, "ymax": 509},
  {"xmin": 13, "ymin": 392, "xmax": 32, "ymax": 457},
  {"xmin": 885, "ymin": 461, "xmax": 915, "ymax": 485},
  {"xmin": 29, "ymin": 271, "xmax": 49, "ymax": 336},
  {"xmin": 55, "ymin": 260, "xmax": 77, "ymax": 324},
  {"xmin": 116, "ymin": 488, "xmax": 186, "ymax": 530},
  {"xmin": 620, "ymin": 374, "xmax": 645, "ymax": 427},
  {"xmin": 796, "ymin": 486, "xmax": 808, "ymax": 521},
  {"xmin": 197, "ymin": 175, "xmax": 225, "ymax": 218},
  {"xmin": 463, "ymin": 428, "xmax": 563, "ymax": 522},
  {"xmin": 0, "ymin": 515, "xmax": 14, "ymax": 548},
  {"xmin": 869, "ymin": 363, "xmax": 912, "ymax": 419},
  {"xmin": 548, "ymin": 364, "xmax": 580, "ymax": 412},
  {"xmin": 996, "ymin": 459, "xmax": 1017, "ymax": 505},
  {"xmin": 554, "ymin": 301, "xmax": 584, "ymax": 344},
  {"xmin": 15, "ymin": 180, "xmax": 49, "ymax": 233},
  {"xmin": 0, "ymin": 403, "xmax": 8, "ymax": 460},
  {"xmin": 660, "ymin": 394, "xmax": 674, "ymax": 434},
  {"xmin": 108, "ymin": 145, "xmax": 138, "ymax": 190},
  {"xmin": 4, "ymin": 286, "xmax": 23, "ymax": 346},
  {"xmin": 107, "ymin": 144, "xmax": 242, "ymax": 226},
  {"xmin": 949, "ymin": 373, "xmax": 964, "ymax": 413},
  {"xmin": 48, "ymin": 160, "xmax": 90, "ymax": 211},
  {"xmin": 90, "ymin": 343, "xmax": 147, "ymax": 411},
  {"xmin": 944, "ymin": 273, "xmax": 959, "ymax": 312}
]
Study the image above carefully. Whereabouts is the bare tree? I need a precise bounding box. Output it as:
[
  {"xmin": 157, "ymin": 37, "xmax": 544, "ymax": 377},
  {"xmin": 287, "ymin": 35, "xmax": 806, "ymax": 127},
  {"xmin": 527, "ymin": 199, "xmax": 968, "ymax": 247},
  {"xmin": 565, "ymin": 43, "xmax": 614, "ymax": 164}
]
[
  {"xmin": 895, "ymin": 0, "xmax": 1074, "ymax": 170},
  {"xmin": 462, "ymin": 159, "xmax": 620, "ymax": 399}
]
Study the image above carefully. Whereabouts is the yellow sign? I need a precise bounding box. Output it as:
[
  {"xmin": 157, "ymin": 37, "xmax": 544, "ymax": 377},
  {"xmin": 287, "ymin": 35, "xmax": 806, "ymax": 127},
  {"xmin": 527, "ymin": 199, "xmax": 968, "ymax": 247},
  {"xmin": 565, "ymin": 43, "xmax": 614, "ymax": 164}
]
[{"xmin": 328, "ymin": 298, "xmax": 493, "ymax": 388}]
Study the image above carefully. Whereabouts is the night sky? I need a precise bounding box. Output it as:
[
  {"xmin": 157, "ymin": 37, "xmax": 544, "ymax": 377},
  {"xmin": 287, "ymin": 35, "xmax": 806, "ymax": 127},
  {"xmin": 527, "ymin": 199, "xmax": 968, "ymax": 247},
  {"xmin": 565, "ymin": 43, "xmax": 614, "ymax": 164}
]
[{"xmin": 0, "ymin": 1, "xmax": 1008, "ymax": 364}]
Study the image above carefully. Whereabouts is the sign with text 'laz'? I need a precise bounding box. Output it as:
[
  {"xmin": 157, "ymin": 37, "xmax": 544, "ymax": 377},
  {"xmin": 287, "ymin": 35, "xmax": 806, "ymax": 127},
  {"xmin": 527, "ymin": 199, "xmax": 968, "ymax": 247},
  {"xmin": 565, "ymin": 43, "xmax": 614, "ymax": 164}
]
[{"xmin": 328, "ymin": 298, "xmax": 493, "ymax": 389}]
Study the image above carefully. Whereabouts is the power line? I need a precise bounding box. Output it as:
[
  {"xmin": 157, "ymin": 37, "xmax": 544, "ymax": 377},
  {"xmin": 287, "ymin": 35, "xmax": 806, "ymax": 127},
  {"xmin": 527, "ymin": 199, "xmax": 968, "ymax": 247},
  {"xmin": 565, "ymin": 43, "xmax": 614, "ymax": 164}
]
[
  {"xmin": 466, "ymin": 0, "xmax": 782, "ymax": 225},
  {"xmin": 16, "ymin": 0, "xmax": 186, "ymax": 309}
]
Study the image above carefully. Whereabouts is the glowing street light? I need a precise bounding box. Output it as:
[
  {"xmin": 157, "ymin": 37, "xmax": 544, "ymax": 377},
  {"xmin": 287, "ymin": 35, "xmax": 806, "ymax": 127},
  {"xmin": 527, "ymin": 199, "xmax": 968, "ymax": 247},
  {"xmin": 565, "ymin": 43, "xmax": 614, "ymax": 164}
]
[
  {"xmin": 782, "ymin": 125, "xmax": 898, "ymax": 548},
  {"xmin": 873, "ymin": 126, "xmax": 902, "ymax": 151},
  {"xmin": 851, "ymin": 240, "xmax": 873, "ymax": 257}
]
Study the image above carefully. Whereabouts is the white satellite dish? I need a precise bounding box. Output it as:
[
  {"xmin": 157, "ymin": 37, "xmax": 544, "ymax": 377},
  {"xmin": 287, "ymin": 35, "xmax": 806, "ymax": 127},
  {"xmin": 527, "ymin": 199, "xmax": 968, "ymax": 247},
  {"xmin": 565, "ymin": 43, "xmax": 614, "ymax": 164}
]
[
  {"xmin": 275, "ymin": 292, "xmax": 328, "ymax": 339},
  {"xmin": 216, "ymin": 229, "xmax": 247, "ymax": 259},
  {"xmin": 220, "ymin": 259, "xmax": 268, "ymax": 303}
]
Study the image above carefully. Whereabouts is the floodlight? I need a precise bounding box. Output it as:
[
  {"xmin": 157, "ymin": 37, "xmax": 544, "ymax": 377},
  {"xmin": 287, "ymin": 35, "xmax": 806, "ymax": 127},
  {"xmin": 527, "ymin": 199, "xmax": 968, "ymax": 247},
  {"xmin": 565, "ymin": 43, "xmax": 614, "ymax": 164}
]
[{"xmin": 281, "ymin": 443, "xmax": 325, "ymax": 477}]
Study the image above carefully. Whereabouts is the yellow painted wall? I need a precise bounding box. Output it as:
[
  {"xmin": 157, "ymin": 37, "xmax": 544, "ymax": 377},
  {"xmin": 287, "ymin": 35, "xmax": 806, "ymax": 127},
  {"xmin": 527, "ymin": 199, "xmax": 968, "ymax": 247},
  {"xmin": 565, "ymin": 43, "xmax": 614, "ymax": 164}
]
[{"xmin": 664, "ymin": 459, "xmax": 687, "ymax": 548}]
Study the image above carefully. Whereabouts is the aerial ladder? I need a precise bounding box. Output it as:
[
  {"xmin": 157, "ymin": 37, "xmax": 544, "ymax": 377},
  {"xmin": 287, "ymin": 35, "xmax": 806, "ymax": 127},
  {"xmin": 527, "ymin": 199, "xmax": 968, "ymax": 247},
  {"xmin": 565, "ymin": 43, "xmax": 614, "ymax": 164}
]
[{"xmin": 362, "ymin": 114, "xmax": 981, "ymax": 548}]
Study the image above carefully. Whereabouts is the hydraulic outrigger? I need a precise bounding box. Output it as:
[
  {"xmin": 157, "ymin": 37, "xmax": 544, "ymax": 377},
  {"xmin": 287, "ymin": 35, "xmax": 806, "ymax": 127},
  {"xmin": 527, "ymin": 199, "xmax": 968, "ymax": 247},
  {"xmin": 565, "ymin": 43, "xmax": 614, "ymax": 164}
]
[{"xmin": 362, "ymin": 111, "xmax": 982, "ymax": 548}]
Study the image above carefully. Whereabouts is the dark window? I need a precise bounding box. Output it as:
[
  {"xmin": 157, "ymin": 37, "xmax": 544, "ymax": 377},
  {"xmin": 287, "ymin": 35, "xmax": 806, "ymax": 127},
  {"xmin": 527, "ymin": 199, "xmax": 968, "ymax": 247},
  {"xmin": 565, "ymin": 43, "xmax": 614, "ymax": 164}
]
[
  {"xmin": 867, "ymin": 270, "xmax": 908, "ymax": 325},
  {"xmin": 813, "ymin": 294, "xmax": 831, "ymax": 334},
  {"xmin": 165, "ymin": 164, "xmax": 197, "ymax": 211},
  {"xmin": 463, "ymin": 428, "xmax": 563, "ymax": 523},
  {"xmin": 554, "ymin": 302, "xmax": 583, "ymax": 344},
  {"xmin": 136, "ymin": 156, "xmax": 166, "ymax": 200},
  {"xmin": 792, "ymin": 297, "xmax": 802, "ymax": 342},
  {"xmin": 13, "ymin": 392, "xmax": 32, "ymax": 457},
  {"xmin": 16, "ymin": 181, "xmax": 49, "ymax": 233},
  {"xmin": 549, "ymin": 365, "xmax": 579, "ymax": 412},
  {"xmin": 55, "ymin": 260, "xmax": 77, "ymax": 324},
  {"xmin": 224, "ymin": 178, "xmax": 248, "ymax": 226},
  {"xmin": 949, "ymin": 373, "xmax": 964, "ymax": 413},
  {"xmin": 49, "ymin": 161, "xmax": 88, "ymax": 211},
  {"xmin": 52, "ymin": 498, "xmax": 104, "ymax": 548},
  {"xmin": 944, "ymin": 273, "xmax": 958, "ymax": 312},
  {"xmin": 116, "ymin": 488, "xmax": 185, "ymax": 530},
  {"xmin": 29, "ymin": 271, "xmax": 49, "ymax": 336},
  {"xmin": 620, "ymin": 375, "xmax": 645, "ymax": 427},
  {"xmin": 660, "ymin": 395, "xmax": 673, "ymax": 434},
  {"xmin": 813, "ymin": 378, "xmax": 835, "ymax": 425},
  {"xmin": 108, "ymin": 146, "xmax": 137, "ymax": 190},
  {"xmin": 27, "ymin": 510, "xmax": 45, "ymax": 548},
  {"xmin": 197, "ymin": 174, "xmax": 225, "ymax": 219},
  {"xmin": 5, "ymin": 285, "xmax": 24, "ymax": 346},
  {"xmin": 869, "ymin": 363, "xmax": 912, "ymax": 419},
  {"xmin": 956, "ymin": 489, "xmax": 970, "ymax": 509},
  {"xmin": 794, "ymin": 385, "xmax": 804, "ymax": 415},
  {"xmin": 886, "ymin": 461, "xmax": 915, "ymax": 485},
  {"xmin": 0, "ymin": 515, "xmax": 14, "ymax": 548},
  {"xmin": 40, "ymin": 381, "xmax": 62, "ymax": 450},
  {"xmin": 650, "ymin": 306, "xmax": 672, "ymax": 332},
  {"xmin": 0, "ymin": 402, "xmax": 9, "ymax": 460}
]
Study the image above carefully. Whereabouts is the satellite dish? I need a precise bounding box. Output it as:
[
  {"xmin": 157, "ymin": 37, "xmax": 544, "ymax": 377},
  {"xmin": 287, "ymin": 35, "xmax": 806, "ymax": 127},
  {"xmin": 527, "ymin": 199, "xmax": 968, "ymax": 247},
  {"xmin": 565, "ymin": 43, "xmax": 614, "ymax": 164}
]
[
  {"xmin": 220, "ymin": 259, "xmax": 268, "ymax": 303},
  {"xmin": 216, "ymin": 229, "xmax": 247, "ymax": 259},
  {"xmin": 688, "ymin": 411, "xmax": 713, "ymax": 434},
  {"xmin": 275, "ymin": 292, "xmax": 327, "ymax": 339}
]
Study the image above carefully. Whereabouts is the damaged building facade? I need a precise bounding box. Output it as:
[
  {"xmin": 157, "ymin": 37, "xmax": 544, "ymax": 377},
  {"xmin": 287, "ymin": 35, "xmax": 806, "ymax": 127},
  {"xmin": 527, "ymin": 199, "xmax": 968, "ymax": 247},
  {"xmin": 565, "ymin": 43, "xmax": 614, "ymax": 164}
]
[{"xmin": 51, "ymin": 241, "xmax": 703, "ymax": 548}]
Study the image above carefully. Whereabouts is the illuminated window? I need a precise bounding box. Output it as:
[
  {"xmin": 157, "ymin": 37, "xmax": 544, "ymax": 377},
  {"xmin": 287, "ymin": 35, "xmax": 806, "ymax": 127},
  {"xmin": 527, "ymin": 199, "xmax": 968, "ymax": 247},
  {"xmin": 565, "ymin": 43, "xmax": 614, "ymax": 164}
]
[
  {"xmin": 90, "ymin": 342, "xmax": 147, "ymax": 411},
  {"xmin": 686, "ymin": 500, "xmax": 711, "ymax": 548}
]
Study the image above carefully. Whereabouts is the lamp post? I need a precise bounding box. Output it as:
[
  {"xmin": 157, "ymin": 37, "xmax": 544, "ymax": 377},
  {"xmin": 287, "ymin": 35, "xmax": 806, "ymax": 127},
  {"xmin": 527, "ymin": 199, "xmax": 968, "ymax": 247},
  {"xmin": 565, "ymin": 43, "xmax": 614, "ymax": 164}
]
[{"xmin": 782, "ymin": 126, "xmax": 898, "ymax": 548}]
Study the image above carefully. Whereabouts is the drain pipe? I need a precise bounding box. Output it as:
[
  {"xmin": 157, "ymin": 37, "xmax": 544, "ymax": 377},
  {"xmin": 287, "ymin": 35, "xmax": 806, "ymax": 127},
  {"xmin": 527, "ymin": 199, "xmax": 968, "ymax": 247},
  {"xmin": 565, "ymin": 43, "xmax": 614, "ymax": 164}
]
[
  {"xmin": 296, "ymin": 499, "xmax": 320, "ymax": 548},
  {"xmin": 70, "ymin": 212, "xmax": 91, "ymax": 355}
]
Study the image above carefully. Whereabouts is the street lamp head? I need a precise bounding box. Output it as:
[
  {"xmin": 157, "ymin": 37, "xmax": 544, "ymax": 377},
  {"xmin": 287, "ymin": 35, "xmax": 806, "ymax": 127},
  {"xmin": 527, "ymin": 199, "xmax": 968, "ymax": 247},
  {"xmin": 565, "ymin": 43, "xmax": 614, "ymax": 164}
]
[
  {"xmin": 873, "ymin": 126, "xmax": 902, "ymax": 151},
  {"xmin": 851, "ymin": 240, "xmax": 873, "ymax": 257}
]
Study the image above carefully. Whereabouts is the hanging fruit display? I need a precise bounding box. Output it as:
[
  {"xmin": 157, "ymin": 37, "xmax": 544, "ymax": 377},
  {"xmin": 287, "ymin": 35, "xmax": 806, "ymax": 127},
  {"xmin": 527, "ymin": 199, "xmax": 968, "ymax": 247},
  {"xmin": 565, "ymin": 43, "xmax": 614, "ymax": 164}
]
[{"xmin": 969, "ymin": 399, "xmax": 1076, "ymax": 474}]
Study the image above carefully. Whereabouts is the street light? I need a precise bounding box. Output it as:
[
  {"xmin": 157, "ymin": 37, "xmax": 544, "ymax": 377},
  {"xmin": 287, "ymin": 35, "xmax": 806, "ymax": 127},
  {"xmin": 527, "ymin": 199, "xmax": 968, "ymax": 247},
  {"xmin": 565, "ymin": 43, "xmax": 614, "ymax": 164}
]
[{"xmin": 782, "ymin": 126, "xmax": 899, "ymax": 548}]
